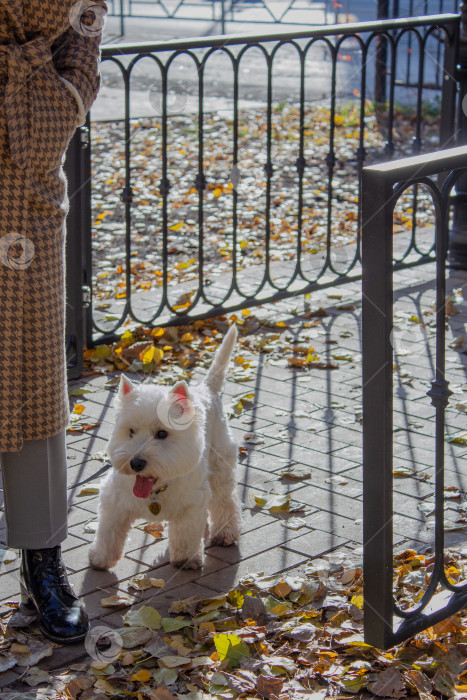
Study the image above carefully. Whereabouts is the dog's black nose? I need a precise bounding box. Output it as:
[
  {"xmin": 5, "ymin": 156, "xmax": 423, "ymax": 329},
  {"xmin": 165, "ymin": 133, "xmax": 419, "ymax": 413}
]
[{"xmin": 130, "ymin": 456, "xmax": 147, "ymax": 472}]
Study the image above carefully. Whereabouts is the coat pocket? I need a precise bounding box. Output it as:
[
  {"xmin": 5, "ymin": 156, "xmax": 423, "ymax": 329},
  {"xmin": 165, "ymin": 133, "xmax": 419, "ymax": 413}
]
[{"xmin": 29, "ymin": 60, "xmax": 78, "ymax": 173}]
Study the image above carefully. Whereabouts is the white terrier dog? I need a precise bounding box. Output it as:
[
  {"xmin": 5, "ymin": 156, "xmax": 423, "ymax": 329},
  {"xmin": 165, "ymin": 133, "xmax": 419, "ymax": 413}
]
[{"xmin": 88, "ymin": 325, "xmax": 242, "ymax": 570}]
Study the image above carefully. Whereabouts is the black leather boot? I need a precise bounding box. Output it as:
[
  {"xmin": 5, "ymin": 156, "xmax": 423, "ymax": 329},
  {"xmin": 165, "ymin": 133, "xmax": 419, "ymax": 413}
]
[{"xmin": 20, "ymin": 546, "xmax": 89, "ymax": 644}]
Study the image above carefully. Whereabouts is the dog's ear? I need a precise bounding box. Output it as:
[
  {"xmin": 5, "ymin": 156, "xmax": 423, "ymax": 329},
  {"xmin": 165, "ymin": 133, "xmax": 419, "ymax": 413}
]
[
  {"xmin": 170, "ymin": 380, "xmax": 191, "ymax": 408},
  {"xmin": 118, "ymin": 373, "xmax": 134, "ymax": 397}
]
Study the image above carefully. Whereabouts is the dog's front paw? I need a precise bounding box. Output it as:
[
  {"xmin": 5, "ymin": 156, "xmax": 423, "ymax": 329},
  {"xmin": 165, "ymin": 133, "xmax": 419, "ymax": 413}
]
[
  {"xmin": 210, "ymin": 526, "xmax": 241, "ymax": 547},
  {"xmin": 89, "ymin": 546, "xmax": 116, "ymax": 571},
  {"xmin": 172, "ymin": 553, "xmax": 204, "ymax": 570}
]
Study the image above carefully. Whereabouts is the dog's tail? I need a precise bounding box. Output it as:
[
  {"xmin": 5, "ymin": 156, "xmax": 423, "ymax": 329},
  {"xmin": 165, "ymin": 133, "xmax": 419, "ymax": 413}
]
[{"xmin": 205, "ymin": 325, "xmax": 237, "ymax": 393}]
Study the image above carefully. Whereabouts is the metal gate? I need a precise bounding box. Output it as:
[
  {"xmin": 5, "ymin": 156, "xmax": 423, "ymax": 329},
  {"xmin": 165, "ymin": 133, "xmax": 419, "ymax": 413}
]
[{"xmin": 362, "ymin": 145, "xmax": 467, "ymax": 649}]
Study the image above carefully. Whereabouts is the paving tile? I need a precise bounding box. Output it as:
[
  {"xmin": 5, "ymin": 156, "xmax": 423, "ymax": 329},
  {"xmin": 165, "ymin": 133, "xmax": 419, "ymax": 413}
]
[
  {"xmin": 237, "ymin": 465, "xmax": 311, "ymax": 494},
  {"xmin": 81, "ymin": 586, "xmax": 127, "ymax": 621},
  {"xmin": 206, "ymin": 519, "xmax": 313, "ymax": 564},
  {"xmin": 99, "ymin": 581, "xmax": 217, "ymax": 627},
  {"xmin": 266, "ymin": 442, "xmax": 358, "ymax": 473},
  {"xmin": 116, "ymin": 555, "xmax": 231, "ymax": 598},
  {"xmin": 0, "ymin": 571, "xmax": 21, "ymax": 600},
  {"xmin": 290, "ymin": 485, "xmax": 363, "ymax": 519},
  {"xmin": 280, "ymin": 529, "xmax": 349, "ymax": 558},
  {"xmin": 197, "ymin": 548, "xmax": 309, "ymax": 591},
  {"xmin": 64, "ymin": 524, "xmax": 159, "ymax": 573},
  {"xmin": 68, "ymin": 555, "xmax": 154, "ymax": 597},
  {"xmin": 39, "ymin": 643, "xmax": 89, "ymax": 672}
]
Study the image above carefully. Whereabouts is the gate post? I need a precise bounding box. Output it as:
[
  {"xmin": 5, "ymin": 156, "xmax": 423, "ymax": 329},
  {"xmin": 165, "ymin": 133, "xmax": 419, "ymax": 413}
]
[
  {"xmin": 362, "ymin": 167, "xmax": 394, "ymax": 650},
  {"xmin": 64, "ymin": 119, "xmax": 93, "ymax": 379},
  {"xmin": 448, "ymin": 4, "xmax": 467, "ymax": 267}
]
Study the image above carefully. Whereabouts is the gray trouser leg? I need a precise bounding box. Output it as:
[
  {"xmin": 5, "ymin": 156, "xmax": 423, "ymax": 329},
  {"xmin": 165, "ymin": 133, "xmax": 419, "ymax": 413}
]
[{"xmin": 0, "ymin": 429, "xmax": 68, "ymax": 549}]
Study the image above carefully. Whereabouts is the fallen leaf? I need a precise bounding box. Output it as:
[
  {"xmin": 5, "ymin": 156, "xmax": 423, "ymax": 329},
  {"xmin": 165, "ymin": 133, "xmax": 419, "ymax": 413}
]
[
  {"xmin": 369, "ymin": 668, "xmax": 406, "ymax": 698},
  {"xmin": 257, "ymin": 674, "xmax": 284, "ymax": 698}
]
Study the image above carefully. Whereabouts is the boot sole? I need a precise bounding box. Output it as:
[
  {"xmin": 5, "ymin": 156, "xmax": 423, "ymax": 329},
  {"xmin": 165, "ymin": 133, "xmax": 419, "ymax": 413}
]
[{"xmin": 20, "ymin": 583, "xmax": 90, "ymax": 644}]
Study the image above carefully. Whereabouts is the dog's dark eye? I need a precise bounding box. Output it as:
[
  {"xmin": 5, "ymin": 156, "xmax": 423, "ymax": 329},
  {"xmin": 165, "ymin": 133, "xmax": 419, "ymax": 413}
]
[
  {"xmin": 156, "ymin": 429, "xmax": 168, "ymax": 440},
  {"xmin": 129, "ymin": 428, "xmax": 135, "ymax": 437}
]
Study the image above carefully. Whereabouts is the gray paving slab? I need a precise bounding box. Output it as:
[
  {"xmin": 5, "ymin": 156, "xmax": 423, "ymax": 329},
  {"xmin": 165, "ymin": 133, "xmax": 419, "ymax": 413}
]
[{"xmin": 197, "ymin": 548, "xmax": 309, "ymax": 591}]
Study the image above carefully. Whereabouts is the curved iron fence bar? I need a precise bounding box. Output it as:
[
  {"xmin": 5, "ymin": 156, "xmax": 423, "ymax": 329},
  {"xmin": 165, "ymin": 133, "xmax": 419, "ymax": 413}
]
[
  {"xmin": 325, "ymin": 33, "xmax": 367, "ymax": 276},
  {"xmin": 90, "ymin": 55, "xmax": 132, "ymax": 336},
  {"xmin": 391, "ymin": 178, "xmax": 437, "ymax": 264},
  {"xmin": 391, "ymin": 175, "xmax": 443, "ymax": 619},
  {"xmin": 195, "ymin": 47, "xmax": 239, "ymax": 308},
  {"xmin": 263, "ymin": 39, "xmax": 308, "ymax": 292},
  {"xmin": 230, "ymin": 43, "xmax": 272, "ymax": 298}
]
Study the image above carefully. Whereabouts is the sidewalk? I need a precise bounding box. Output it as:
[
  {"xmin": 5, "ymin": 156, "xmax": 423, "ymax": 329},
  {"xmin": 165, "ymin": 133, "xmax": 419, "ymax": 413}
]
[{"xmin": 0, "ymin": 261, "xmax": 466, "ymax": 685}]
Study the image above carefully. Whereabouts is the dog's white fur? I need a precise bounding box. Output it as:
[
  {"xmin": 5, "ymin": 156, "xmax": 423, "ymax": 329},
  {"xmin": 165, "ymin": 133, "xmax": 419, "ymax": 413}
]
[{"xmin": 88, "ymin": 325, "xmax": 242, "ymax": 570}]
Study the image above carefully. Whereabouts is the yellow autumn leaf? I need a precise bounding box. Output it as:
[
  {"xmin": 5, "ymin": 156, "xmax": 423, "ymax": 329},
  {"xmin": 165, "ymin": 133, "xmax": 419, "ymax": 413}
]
[
  {"xmin": 150, "ymin": 327, "xmax": 165, "ymax": 338},
  {"xmin": 213, "ymin": 187, "xmax": 223, "ymax": 197},
  {"xmin": 180, "ymin": 333, "xmax": 194, "ymax": 342},
  {"xmin": 141, "ymin": 345, "xmax": 155, "ymax": 363},
  {"xmin": 269, "ymin": 603, "xmax": 293, "ymax": 617},
  {"xmin": 142, "ymin": 346, "xmax": 164, "ymax": 364},
  {"xmin": 73, "ymin": 404, "xmax": 85, "ymax": 414},
  {"xmin": 169, "ymin": 222, "xmax": 183, "ymax": 231},
  {"xmin": 242, "ymin": 308, "xmax": 250, "ymax": 316},
  {"xmin": 78, "ymin": 486, "xmax": 99, "ymax": 496},
  {"xmin": 351, "ymin": 595, "xmax": 364, "ymax": 609},
  {"xmin": 131, "ymin": 669, "xmax": 152, "ymax": 682}
]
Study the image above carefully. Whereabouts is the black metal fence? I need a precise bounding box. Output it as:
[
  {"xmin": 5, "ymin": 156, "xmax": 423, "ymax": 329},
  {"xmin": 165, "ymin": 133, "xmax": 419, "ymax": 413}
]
[
  {"xmin": 362, "ymin": 145, "xmax": 467, "ymax": 649},
  {"xmin": 64, "ymin": 13, "xmax": 460, "ymax": 377}
]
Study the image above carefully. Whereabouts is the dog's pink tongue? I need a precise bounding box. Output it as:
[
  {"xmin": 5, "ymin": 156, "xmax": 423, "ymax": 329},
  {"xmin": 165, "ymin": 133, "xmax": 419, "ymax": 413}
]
[{"xmin": 133, "ymin": 475, "xmax": 155, "ymax": 498}]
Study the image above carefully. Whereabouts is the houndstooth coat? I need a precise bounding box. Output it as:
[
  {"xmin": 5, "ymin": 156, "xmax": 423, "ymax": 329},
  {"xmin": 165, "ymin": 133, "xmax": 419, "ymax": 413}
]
[{"xmin": 0, "ymin": 0, "xmax": 107, "ymax": 452}]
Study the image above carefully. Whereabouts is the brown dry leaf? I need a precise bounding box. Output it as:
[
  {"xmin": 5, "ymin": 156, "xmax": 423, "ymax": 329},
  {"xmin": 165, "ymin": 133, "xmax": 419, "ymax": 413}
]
[
  {"xmin": 256, "ymin": 674, "xmax": 284, "ymax": 699},
  {"xmin": 121, "ymin": 340, "xmax": 154, "ymax": 361},
  {"xmin": 404, "ymin": 669, "xmax": 432, "ymax": 694},
  {"xmin": 429, "ymin": 615, "xmax": 465, "ymax": 636},
  {"xmin": 101, "ymin": 593, "xmax": 135, "ymax": 608},
  {"xmin": 433, "ymin": 668, "xmax": 455, "ymax": 696},
  {"xmin": 369, "ymin": 668, "xmax": 406, "ymax": 698},
  {"xmin": 273, "ymin": 580, "xmax": 292, "ymax": 598},
  {"xmin": 120, "ymin": 652, "xmax": 134, "ymax": 665}
]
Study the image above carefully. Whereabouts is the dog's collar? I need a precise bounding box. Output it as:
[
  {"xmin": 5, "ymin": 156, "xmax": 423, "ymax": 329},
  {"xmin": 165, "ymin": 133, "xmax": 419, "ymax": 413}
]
[{"xmin": 147, "ymin": 481, "xmax": 168, "ymax": 516}]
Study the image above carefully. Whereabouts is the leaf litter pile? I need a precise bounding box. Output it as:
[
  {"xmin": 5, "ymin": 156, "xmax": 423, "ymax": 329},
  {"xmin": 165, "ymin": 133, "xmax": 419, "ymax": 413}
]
[{"xmin": 2, "ymin": 549, "xmax": 467, "ymax": 698}]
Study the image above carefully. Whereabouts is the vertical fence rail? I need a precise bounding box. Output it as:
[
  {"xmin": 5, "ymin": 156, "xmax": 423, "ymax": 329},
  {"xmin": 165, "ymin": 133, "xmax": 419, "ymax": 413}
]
[{"xmin": 362, "ymin": 146, "xmax": 467, "ymax": 650}]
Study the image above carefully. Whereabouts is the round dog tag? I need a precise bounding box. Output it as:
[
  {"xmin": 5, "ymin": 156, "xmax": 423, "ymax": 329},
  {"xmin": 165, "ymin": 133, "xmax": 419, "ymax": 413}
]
[{"xmin": 148, "ymin": 502, "xmax": 161, "ymax": 516}]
